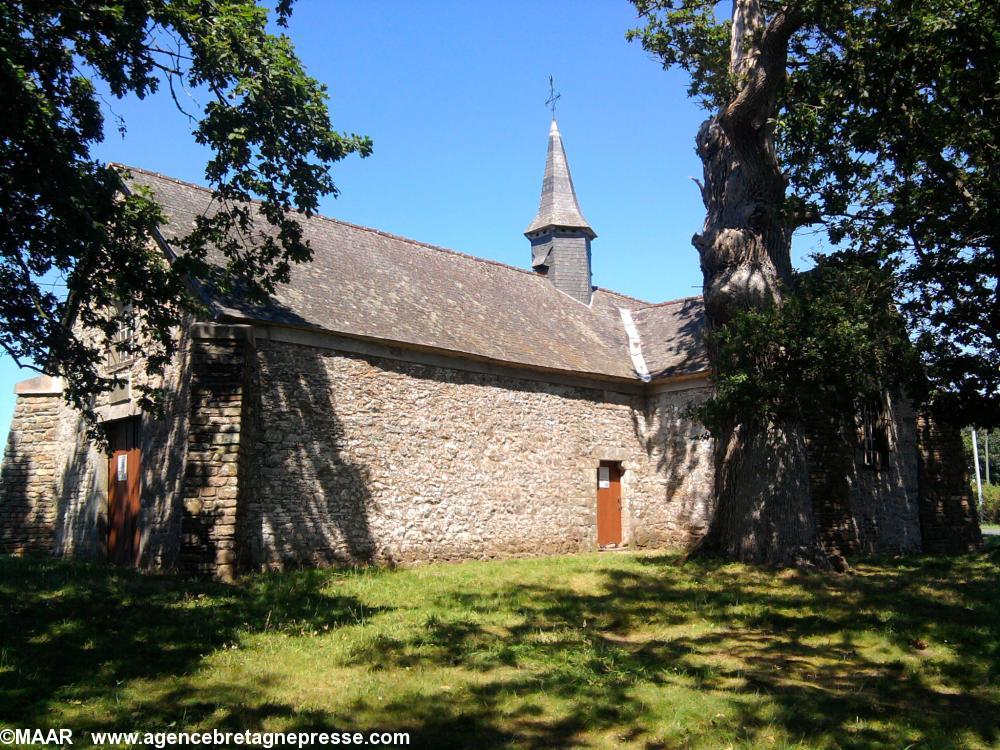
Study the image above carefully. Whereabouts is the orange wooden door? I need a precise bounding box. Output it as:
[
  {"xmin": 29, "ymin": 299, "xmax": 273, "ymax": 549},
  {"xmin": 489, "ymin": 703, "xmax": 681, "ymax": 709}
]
[
  {"xmin": 596, "ymin": 461, "xmax": 622, "ymax": 546},
  {"xmin": 108, "ymin": 417, "xmax": 141, "ymax": 566}
]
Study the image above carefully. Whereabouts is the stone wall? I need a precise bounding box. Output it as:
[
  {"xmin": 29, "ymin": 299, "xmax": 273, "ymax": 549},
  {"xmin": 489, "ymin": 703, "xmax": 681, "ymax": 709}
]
[
  {"xmin": 917, "ymin": 413, "xmax": 982, "ymax": 553},
  {"xmin": 805, "ymin": 392, "xmax": 923, "ymax": 559},
  {"xmin": 848, "ymin": 393, "xmax": 922, "ymax": 554},
  {"xmin": 0, "ymin": 323, "xmax": 718, "ymax": 577},
  {"xmin": 50, "ymin": 404, "xmax": 104, "ymax": 561},
  {"xmin": 179, "ymin": 325, "xmax": 255, "ymax": 580},
  {"xmin": 0, "ymin": 326, "xmax": 193, "ymax": 568},
  {"xmin": 630, "ymin": 387, "xmax": 715, "ymax": 547},
  {"xmin": 0, "ymin": 377, "xmax": 114, "ymax": 560},
  {"xmin": 50, "ymin": 325, "xmax": 193, "ymax": 568},
  {"xmin": 0, "ymin": 382, "xmax": 63, "ymax": 554},
  {"xmin": 242, "ymin": 337, "xmax": 716, "ymax": 570},
  {"xmin": 804, "ymin": 412, "xmax": 860, "ymax": 558},
  {"xmin": 8, "ymin": 315, "xmax": 970, "ymax": 579}
]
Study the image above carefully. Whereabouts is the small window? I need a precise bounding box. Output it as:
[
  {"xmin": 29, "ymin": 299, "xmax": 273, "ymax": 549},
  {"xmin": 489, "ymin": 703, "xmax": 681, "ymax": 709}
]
[{"xmin": 859, "ymin": 399, "xmax": 884, "ymax": 469}]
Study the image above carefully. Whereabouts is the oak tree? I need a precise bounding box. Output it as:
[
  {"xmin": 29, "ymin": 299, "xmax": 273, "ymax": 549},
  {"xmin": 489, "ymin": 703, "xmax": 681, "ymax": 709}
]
[
  {"xmin": 628, "ymin": 0, "xmax": 998, "ymax": 564},
  {"xmin": 0, "ymin": 0, "xmax": 371, "ymax": 423}
]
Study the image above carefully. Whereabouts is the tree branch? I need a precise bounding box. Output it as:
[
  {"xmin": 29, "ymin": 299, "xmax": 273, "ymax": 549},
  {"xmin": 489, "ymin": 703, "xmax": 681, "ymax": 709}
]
[
  {"xmin": 141, "ymin": 44, "xmax": 194, "ymax": 62},
  {"xmin": 165, "ymin": 72, "xmax": 197, "ymax": 121},
  {"xmin": 721, "ymin": 4, "xmax": 803, "ymax": 139},
  {"xmin": 729, "ymin": 0, "xmax": 764, "ymax": 78},
  {"xmin": 788, "ymin": 205, "xmax": 821, "ymax": 229},
  {"xmin": 925, "ymin": 151, "xmax": 978, "ymax": 214},
  {"xmin": 0, "ymin": 340, "xmax": 44, "ymax": 374}
]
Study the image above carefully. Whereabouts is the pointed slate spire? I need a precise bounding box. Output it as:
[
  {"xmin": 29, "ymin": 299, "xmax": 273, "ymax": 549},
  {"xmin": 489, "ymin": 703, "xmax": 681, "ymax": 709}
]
[
  {"xmin": 524, "ymin": 119, "xmax": 596, "ymax": 239},
  {"xmin": 524, "ymin": 118, "xmax": 595, "ymax": 304}
]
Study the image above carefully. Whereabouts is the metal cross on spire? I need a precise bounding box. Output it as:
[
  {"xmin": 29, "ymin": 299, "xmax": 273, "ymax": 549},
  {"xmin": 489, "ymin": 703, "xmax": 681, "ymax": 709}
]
[{"xmin": 545, "ymin": 75, "xmax": 561, "ymax": 119}]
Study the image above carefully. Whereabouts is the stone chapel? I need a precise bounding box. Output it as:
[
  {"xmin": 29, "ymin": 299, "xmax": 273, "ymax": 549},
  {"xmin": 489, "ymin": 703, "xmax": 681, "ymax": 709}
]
[{"xmin": 0, "ymin": 119, "xmax": 981, "ymax": 579}]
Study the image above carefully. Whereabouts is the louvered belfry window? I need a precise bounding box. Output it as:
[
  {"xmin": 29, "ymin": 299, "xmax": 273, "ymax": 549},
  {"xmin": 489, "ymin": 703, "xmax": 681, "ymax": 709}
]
[
  {"xmin": 860, "ymin": 399, "xmax": 883, "ymax": 469},
  {"xmin": 106, "ymin": 302, "xmax": 135, "ymax": 404},
  {"xmin": 107, "ymin": 302, "xmax": 135, "ymax": 369}
]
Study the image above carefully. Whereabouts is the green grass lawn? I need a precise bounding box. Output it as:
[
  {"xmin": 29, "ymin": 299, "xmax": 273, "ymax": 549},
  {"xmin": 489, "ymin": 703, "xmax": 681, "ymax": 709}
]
[
  {"xmin": 2, "ymin": 543, "xmax": 999, "ymax": 749},
  {"xmin": 983, "ymin": 524, "xmax": 1000, "ymax": 533}
]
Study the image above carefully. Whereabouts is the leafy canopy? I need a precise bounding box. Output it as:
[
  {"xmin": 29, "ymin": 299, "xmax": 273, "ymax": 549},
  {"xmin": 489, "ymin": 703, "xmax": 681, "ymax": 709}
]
[
  {"xmin": 695, "ymin": 254, "xmax": 927, "ymax": 437},
  {"xmin": 0, "ymin": 0, "xmax": 371, "ymax": 423},
  {"xmin": 630, "ymin": 0, "xmax": 999, "ymax": 426}
]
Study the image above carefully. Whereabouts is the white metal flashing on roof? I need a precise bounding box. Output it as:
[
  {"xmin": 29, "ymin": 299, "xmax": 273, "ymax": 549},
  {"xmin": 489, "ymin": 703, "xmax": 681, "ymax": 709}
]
[{"xmin": 618, "ymin": 308, "xmax": 651, "ymax": 383}]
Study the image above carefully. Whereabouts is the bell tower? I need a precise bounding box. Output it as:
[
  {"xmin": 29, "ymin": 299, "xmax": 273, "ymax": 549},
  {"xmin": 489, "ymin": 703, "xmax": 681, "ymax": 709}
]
[{"xmin": 524, "ymin": 118, "xmax": 596, "ymax": 305}]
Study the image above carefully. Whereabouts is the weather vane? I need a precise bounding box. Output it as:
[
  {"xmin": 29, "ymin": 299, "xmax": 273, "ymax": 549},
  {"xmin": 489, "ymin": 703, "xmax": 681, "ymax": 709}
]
[{"xmin": 545, "ymin": 75, "xmax": 561, "ymax": 119}]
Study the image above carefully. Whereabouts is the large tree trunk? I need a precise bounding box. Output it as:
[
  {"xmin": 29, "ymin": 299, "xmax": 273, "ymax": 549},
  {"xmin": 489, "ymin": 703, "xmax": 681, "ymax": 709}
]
[{"xmin": 694, "ymin": 3, "xmax": 822, "ymax": 566}]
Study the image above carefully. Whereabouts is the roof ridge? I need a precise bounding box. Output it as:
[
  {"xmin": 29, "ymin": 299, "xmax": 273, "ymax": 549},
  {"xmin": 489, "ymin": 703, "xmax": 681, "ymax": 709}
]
[
  {"xmin": 635, "ymin": 294, "xmax": 704, "ymax": 311},
  {"xmin": 110, "ymin": 163, "xmax": 214, "ymax": 195},
  {"xmin": 594, "ymin": 288, "xmax": 651, "ymax": 306}
]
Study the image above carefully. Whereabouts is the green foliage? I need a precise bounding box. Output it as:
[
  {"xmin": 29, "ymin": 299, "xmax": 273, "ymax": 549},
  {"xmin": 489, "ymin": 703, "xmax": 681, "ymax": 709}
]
[
  {"xmin": 695, "ymin": 253, "xmax": 926, "ymax": 435},
  {"xmin": 979, "ymin": 484, "xmax": 1000, "ymax": 525},
  {"xmin": 629, "ymin": 0, "xmax": 999, "ymax": 427},
  {"xmin": 0, "ymin": 0, "xmax": 371, "ymax": 426},
  {"xmin": 962, "ymin": 427, "xmax": 999, "ymax": 486},
  {"xmin": 779, "ymin": 0, "xmax": 1000, "ymax": 427},
  {"xmin": 963, "ymin": 426, "xmax": 999, "ymax": 524},
  {"xmin": 626, "ymin": 1, "xmax": 733, "ymax": 107}
]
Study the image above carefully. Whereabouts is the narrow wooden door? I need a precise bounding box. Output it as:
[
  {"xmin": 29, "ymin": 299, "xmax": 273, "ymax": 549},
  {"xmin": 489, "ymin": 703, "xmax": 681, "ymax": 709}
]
[
  {"xmin": 108, "ymin": 417, "xmax": 141, "ymax": 566},
  {"xmin": 596, "ymin": 461, "xmax": 622, "ymax": 547}
]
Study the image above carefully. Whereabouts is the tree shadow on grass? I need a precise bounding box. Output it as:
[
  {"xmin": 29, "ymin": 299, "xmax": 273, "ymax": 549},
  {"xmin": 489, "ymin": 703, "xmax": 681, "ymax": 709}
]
[
  {"xmin": 1, "ymin": 550, "xmax": 997, "ymax": 749},
  {"xmin": 0, "ymin": 556, "xmax": 384, "ymax": 735},
  {"xmin": 339, "ymin": 551, "xmax": 1000, "ymax": 749}
]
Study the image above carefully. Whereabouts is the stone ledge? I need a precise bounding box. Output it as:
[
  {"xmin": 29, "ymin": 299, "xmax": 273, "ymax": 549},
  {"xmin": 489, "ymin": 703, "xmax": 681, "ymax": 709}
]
[
  {"xmin": 13, "ymin": 375, "xmax": 63, "ymax": 396},
  {"xmin": 96, "ymin": 401, "xmax": 141, "ymax": 424},
  {"xmin": 595, "ymin": 447, "xmax": 629, "ymax": 462},
  {"xmin": 191, "ymin": 322, "xmax": 256, "ymax": 343}
]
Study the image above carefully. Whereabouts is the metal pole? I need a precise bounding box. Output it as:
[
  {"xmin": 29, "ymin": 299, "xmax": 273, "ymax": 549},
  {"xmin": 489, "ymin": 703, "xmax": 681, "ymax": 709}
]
[
  {"xmin": 985, "ymin": 432, "xmax": 990, "ymax": 485},
  {"xmin": 972, "ymin": 428, "xmax": 983, "ymax": 508}
]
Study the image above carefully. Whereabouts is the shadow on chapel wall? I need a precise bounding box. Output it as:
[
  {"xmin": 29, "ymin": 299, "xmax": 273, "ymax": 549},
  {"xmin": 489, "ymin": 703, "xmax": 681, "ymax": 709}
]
[
  {"xmin": 0, "ymin": 428, "xmax": 56, "ymax": 555},
  {"xmin": 242, "ymin": 322, "xmax": 378, "ymax": 569},
  {"xmin": 632, "ymin": 298, "xmax": 715, "ymax": 542}
]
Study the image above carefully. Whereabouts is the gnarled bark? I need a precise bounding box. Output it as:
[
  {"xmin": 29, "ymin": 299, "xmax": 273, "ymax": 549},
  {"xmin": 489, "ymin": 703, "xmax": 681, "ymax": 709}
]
[{"xmin": 695, "ymin": 2, "xmax": 823, "ymax": 566}]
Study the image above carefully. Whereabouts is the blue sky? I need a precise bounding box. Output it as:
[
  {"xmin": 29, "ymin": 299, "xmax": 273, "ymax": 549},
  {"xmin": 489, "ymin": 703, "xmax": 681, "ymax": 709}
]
[{"xmin": 0, "ymin": 0, "xmax": 822, "ymax": 435}]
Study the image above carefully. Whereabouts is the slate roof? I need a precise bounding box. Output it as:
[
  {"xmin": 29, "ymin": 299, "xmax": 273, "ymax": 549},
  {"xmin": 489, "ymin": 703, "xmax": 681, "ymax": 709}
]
[
  {"xmin": 122, "ymin": 166, "xmax": 707, "ymax": 383},
  {"xmin": 632, "ymin": 297, "xmax": 709, "ymax": 378},
  {"xmin": 525, "ymin": 119, "xmax": 595, "ymax": 238}
]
